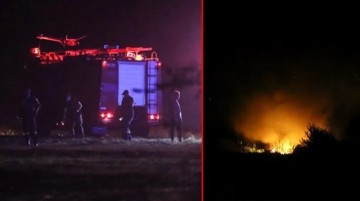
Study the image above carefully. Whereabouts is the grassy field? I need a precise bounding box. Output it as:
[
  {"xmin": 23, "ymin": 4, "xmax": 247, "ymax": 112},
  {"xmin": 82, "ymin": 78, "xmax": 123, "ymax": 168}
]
[{"xmin": 0, "ymin": 136, "xmax": 201, "ymax": 201}]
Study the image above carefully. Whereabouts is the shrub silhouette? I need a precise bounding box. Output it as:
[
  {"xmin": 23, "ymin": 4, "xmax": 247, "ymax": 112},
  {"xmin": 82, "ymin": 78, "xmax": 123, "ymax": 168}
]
[{"xmin": 294, "ymin": 123, "xmax": 338, "ymax": 154}]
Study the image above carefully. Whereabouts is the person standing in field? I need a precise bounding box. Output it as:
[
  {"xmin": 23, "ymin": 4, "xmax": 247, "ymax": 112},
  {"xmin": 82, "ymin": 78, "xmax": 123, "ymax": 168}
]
[
  {"xmin": 17, "ymin": 88, "xmax": 41, "ymax": 146},
  {"xmin": 169, "ymin": 90, "xmax": 182, "ymax": 142},
  {"xmin": 62, "ymin": 93, "xmax": 85, "ymax": 139}
]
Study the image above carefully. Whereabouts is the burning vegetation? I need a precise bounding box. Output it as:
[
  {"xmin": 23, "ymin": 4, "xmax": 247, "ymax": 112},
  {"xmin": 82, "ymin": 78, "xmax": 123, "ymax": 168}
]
[
  {"xmin": 235, "ymin": 124, "xmax": 337, "ymax": 155},
  {"xmin": 232, "ymin": 90, "xmax": 332, "ymax": 154}
]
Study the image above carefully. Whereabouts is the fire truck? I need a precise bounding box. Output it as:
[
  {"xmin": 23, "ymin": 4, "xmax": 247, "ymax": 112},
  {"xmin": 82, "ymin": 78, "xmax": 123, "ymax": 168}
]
[{"xmin": 28, "ymin": 34, "xmax": 162, "ymax": 137}]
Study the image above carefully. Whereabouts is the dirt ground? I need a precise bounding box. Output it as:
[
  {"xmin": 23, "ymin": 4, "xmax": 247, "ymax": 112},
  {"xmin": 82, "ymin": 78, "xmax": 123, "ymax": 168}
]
[{"xmin": 0, "ymin": 134, "xmax": 202, "ymax": 201}]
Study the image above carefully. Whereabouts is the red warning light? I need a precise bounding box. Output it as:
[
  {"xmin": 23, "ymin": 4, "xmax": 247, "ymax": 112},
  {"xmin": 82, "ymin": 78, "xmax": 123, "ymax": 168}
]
[
  {"xmin": 102, "ymin": 60, "xmax": 107, "ymax": 68},
  {"xmin": 106, "ymin": 112, "xmax": 113, "ymax": 118},
  {"xmin": 156, "ymin": 61, "xmax": 162, "ymax": 67},
  {"xmin": 31, "ymin": 47, "xmax": 40, "ymax": 57},
  {"xmin": 148, "ymin": 114, "xmax": 160, "ymax": 120}
]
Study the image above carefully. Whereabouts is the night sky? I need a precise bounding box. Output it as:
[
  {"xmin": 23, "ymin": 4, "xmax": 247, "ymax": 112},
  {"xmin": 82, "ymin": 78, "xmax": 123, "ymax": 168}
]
[
  {"xmin": 205, "ymin": 4, "xmax": 360, "ymax": 149},
  {"xmin": 0, "ymin": 0, "xmax": 201, "ymax": 131}
]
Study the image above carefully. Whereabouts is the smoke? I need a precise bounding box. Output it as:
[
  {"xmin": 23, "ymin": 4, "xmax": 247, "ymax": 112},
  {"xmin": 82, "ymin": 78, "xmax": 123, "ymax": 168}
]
[{"xmin": 233, "ymin": 89, "xmax": 330, "ymax": 146}]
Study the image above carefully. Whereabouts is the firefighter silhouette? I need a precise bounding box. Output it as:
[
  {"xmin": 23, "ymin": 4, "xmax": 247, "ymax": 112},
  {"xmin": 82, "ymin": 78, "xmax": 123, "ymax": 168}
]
[
  {"xmin": 169, "ymin": 90, "xmax": 182, "ymax": 142},
  {"xmin": 17, "ymin": 88, "xmax": 41, "ymax": 146},
  {"xmin": 62, "ymin": 94, "xmax": 85, "ymax": 138},
  {"xmin": 118, "ymin": 90, "xmax": 134, "ymax": 140}
]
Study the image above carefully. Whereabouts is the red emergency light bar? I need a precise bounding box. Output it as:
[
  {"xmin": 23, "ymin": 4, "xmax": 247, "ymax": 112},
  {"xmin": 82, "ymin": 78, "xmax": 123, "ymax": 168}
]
[{"xmin": 30, "ymin": 46, "xmax": 158, "ymax": 64}]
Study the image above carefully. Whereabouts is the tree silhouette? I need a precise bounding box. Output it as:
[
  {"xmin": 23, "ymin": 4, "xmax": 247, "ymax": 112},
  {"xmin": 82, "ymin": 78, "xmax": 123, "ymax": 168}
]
[
  {"xmin": 294, "ymin": 123, "xmax": 338, "ymax": 154},
  {"xmin": 158, "ymin": 64, "xmax": 201, "ymax": 98}
]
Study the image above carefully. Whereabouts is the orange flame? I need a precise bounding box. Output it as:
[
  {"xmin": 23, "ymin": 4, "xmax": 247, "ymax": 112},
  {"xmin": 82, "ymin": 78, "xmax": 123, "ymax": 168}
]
[{"xmin": 233, "ymin": 90, "xmax": 330, "ymax": 154}]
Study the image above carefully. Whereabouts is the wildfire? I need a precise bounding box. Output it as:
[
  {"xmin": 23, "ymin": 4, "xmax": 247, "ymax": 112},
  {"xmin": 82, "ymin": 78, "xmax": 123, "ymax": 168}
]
[
  {"xmin": 241, "ymin": 140, "xmax": 296, "ymax": 154},
  {"xmin": 243, "ymin": 144, "xmax": 266, "ymax": 153},
  {"xmin": 269, "ymin": 140, "xmax": 297, "ymax": 154},
  {"xmin": 233, "ymin": 90, "xmax": 330, "ymax": 155}
]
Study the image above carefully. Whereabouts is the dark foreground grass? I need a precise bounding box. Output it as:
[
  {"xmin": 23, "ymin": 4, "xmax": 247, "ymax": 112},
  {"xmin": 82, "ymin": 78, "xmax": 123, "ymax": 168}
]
[
  {"xmin": 0, "ymin": 136, "xmax": 201, "ymax": 201},
  {"xmin": 205, "ymin": 142, "xmax": 360, "ymax": 201}
]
